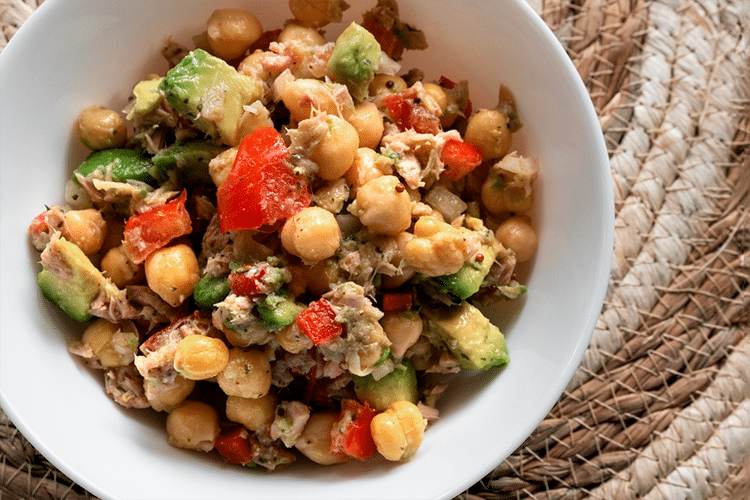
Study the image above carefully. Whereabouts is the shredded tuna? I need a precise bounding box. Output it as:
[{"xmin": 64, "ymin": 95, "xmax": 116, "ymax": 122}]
[
  {"xmin": 270, "ymin": 401, "xmax": 310, "ymax": 447},
  {"xmin": 105, "ymin": 365, "xmax": 150, "ymax": 409}
]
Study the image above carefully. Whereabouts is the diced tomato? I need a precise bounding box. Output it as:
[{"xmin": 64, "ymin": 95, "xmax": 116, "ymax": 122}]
[
  {"xmin": 296, "ymin": 299, "xmax": 342, "ymax": 346},
  {"xmin": 217, "ymin": 127, "xmax": 310, "ymax": 233},
  {"xmin": 381, "ymin": 93, "xmax": 440, "ymax": 135},
  {"xmin": 361, "ymin": 18, "xmax": 405, "ymax": 60},
  {"xmin": 331, "ymin": 399, "xmax": 377, "ymax": 460},
  {"xmin": 122, "ymin": 190, "xmax": 192, "ymax": 264},
  {"xmin": 381, "ymin": 291, "xmax": 413, "ymax": 313},
  {"xmin": 28, "ymin": 211, "xmax": 48, "ymax": 234},
  {"xmin": 228, "ymin": 267, "xmax": 266, "ymax": 297},
  {"xmin": 214, "ymin": 427, "xmax": 255, "ymax": 465},
  {"xmin": 140, "ymin": 312, "xmax": 200, "ymax": 353},
  {"xmin": 440, "ymin": 138, "xmax": 483, "ymax": 180},
  {"xmin": 438, "ymin": 76, "xmax": 473, "ymax": 118}
]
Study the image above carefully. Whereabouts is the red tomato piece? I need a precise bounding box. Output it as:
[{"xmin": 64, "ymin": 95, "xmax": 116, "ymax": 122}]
[
  {"xmin": 296, "ymin": 299, "xmax": 342, "ymax": 346},
  {"xmin": 440, "ymin": 138, "xmax": 483, "ymax": 180},
  {"xmin": 214, "ymin": 427, "xmax": 255, "ymax": 465},
  {"xmin": 228, "ymin": 267, "xmax": 266, "ymax": 297},
  {"xmin": 28, "ymin": 211, "xmax": 48, "ymax": 234},
  {"xmin": 122, "ymin": 190, "xmax": 192, "ymax": 264},
  {"xmin": 217, "ymin": 127, "xmax": 310, "ymax": 233},
  {"xmin": 331, "ymin": 399, "xmax": 377, "ymax": 460},
  {"xmin": 381, "ymin": 292, "xmax": 414, "ymax": 313},
  {"xmin": 381, "ymin": 93, "xmax": 439, "ymax": 135}
]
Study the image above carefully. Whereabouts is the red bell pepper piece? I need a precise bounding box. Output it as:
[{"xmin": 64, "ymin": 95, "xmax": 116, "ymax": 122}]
[
  {"xmin": 217, "ymin": 127, "xmax": 310, "ymax": 233},
  {"xmin": 331, "ymin": 399, "xmax": 377, "ymax": 460},
  {"xmin": 381, "ymin": 291, "xmax": 414, "ymax": 313},
  {"xmin": 381, "ymin": 93, "xmax": 440, "ymax": 135},
  {"xmin": 122, "ymin": 190, "xmax": 192, "ymax": 264},
  {"xmin": 28, "ymin": 211, "xmax": 48, "ymax": 234},
  {"xmin": 228, "ymin": 267, "xmax": 267, "ymax": 297},
  {"xmin": 440, "ymin": 138, "xmax": 483, "ymax": 180},
  {"xmin": 296, "ymin": 298, "xmax": 342, "ymax": 346},
  {"xmin": 438, "ymin": 76, "xmax": 473, "ymax": 118},
  {"xmin": 214, "ymin": 427, "xmax": 255, "ymax": 465}
]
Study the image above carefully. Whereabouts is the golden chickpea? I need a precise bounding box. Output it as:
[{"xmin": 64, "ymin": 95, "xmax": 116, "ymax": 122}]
[
  {"xmin": 238, "ymin": 50, "xmax": 271, "ymax": 82},
  {"xmin": 309, "ymin": 115, "xmax": 359, "ymax": 181},
  {"xmin": 369, "ymin": 74, "xmax": 407, "ymax": 98},
  {"xmin": 166, "ymin": 400, "xmax": 220, "ymax": 452},
  {"xmin": 206, "ymin": 9, "xmax": 263, "ymax": 61},
  {"xmin": 276, "ymin": 322, "xmax": 314, "ymax": 353},
  {"xmin": 280, "ymin": 79, "xmax": 350, "ymax": 122},
  {"xmin": 208, "ymin": 147, "xmax": 238, "ymax": 188},
  {"xmin": 295, "ymin": 411, "xmax": 350, "ymax": 465},
  {"xmin": 173, "ymin": 335, "xmax": 230, "ymax": 380},
  {"xmin": 280, "ymin": 207, "xmax": 341, "ymax": 263},
  {"xmin": 289, "ymin": 0, "xmax": 348, "ymax": 28},
  {"xmin": 80, "ymin": 319, "xmax": 138, "ymax": 368},
  {"xmin": 381, "ymin": 313, "xmax": 423, "ymax": 360},
  {"xmin": 278, "ymin": 22, "xmax": 326, "ymax": 47},
  {"xmin": 145, "ymin": 375, "xmax": 196, "ymax": 412},
  {"xmin": 371, "ymin": 400, "xmax": 426, "ymax": 462},
  {"xmin": 344, "ymin": 148, "xmax": 390, "ymax": 197},
  {"xmin": 495, "ymin": 215, "xmax": 538, "ymax": 263},
  {"xmin": 61, "ymin": 208, "xmax": 107, "ymax": 256},
  {"xmin": 217, "ymin": 348, "xmax": 272, "ymax": 399},
  {"xmin": 226, "ymin": 392, "xmax": 278, "ymax": 432},
  {"xmin": 100, "ymin": 245, "xmax": 140, "ymax": 288},
  {"xmin": 347, "ymin": 102, "xmax": 385, "ymax": 150},
  {"xmin": 422, "ymin": 82, "xmax": 448, "ymax": 114},
  {"xmin": 144, "ymin": 243, "xmax": 200, "ymax": 307},
  {"xmin": 464, "ymin": 109, "xmax": 512, "ymax": 160},
  {"xmin": 77, "ymin": 105, "xmax": 127, "ymax": 150},
  {"xmin": 355, "ymin": 175, "xmax": 412, "ymax": 236}
]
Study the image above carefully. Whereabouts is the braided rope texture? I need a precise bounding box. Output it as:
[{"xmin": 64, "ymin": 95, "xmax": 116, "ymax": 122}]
[{"xmin": 1, "ymin": 1, "xmax": 749, "ymax": 499}]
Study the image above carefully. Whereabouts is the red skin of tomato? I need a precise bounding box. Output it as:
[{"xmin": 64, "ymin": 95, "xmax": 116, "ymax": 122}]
[
  {"xmin": 296, "ymin": 298, "xmax": 342, "ymax": 346},
  {"xmin": 380, "ymin": 291, "xmax": 414, "ymax": 313},
  {"xmin": 331, "ymin": 399, "xmax": 377, "ymax": 460},
  {"xmin": 214, "ymin": 427, "xmax": 255, "ymax": 465},
  {"xmin": 440, "ymin": 138, "xmax": 483, "ymax": 180},
  {"xmin": 228, "ymin": 267, "xmax": 266, "ymax": 297},
  {"xmin": 217, "ymin": 127, "xmax": 310, "ymax": 233},
  {"xmin": 122, "ymin": 190, "xmax": 192, "ymax": 264},
  {"xmin": 381, "ymin": 93, "xmax": 440, "ymax": 135}
]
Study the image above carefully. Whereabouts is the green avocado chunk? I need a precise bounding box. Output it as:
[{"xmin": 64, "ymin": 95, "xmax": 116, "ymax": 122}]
[
  {"xmin": 352, "ymin": 361, "xmax": 418, "ymax": 411},
  {"xmin": 256, "ymin": 291, "xmax": 304, "ymax": 330},
  {"xmin": 72, "ymin": 148, "xmax": 155, "ymax": 185},
  {"xmin": 159, "ymin": 48, "xmax": 262, "ymax": 146},
  {"xmin": 327, "ymin": 22, "xmax": 381, "ymax": 101},
  {"xmin": 423, "ymin": 302, "xmax": 509, "ymax": 370},
  {"xmin": 192, "ymin": 274, "xmax": 231, "ymax": 311},
  {"xmin": 432, "ymin": 243, "xmax": 499, "ymax": 302},
  {"xmin": 151, "ymin": 140, "xmax": 225, "ymax": 184},
  {"xmin": 37, "ymin": 238, "xmax": 108, "ymax": 322}
]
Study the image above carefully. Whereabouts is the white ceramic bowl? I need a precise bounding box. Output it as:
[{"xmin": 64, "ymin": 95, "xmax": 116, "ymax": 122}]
[{"xmin": 0, "ymin": 1, "xmax": 613, "ymax": 499}]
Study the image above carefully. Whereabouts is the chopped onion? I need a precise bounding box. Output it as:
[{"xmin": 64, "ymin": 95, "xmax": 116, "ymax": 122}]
[
  {"xmin": 64, "ymin": 179, "xmax": 93, "ymax": 209},
  {"xmin": 424, "ymin": 186, "xmax": 467, "ymax": 222}
]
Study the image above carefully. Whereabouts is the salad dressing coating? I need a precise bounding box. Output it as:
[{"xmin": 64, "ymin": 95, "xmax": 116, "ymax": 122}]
[{"xmin": 29, "ymin": 0, "xmax": 539, "ymax": 470}]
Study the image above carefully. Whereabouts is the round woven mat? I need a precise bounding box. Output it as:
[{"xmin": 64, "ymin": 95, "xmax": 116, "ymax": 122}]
[{"xmin": 2, "ymin": 0, "xmax": 749, "ymax": 499}]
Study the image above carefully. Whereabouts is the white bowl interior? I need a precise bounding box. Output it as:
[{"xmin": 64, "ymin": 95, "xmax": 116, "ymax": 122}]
[{"xmin": 0, "ymin": 1, "xmax": 613, "ymax": 499}]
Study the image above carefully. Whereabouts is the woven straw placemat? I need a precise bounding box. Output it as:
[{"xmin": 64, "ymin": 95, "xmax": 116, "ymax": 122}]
[{"xmin": 2, "ymin": 0, "xmax": 749, "ymax": 499}]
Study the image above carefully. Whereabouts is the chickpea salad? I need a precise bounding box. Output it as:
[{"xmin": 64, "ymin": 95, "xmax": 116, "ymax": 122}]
[{"xmin": 29, "ymin": 0, "xmax": 539, "ymax": 470}]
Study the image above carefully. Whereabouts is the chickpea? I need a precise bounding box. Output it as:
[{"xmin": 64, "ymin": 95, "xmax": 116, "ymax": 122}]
[
  {"xmin": 289, "ymin": 0, "xmax": 348, "ymax": 28},
  {"xmin": 173, "ymin": 335, "xmax": 230, "ymax": 380},
  {"xmin": 369, "ymin": 74, "xmax": 407, "ymax": 98},
  {"xmin": 145, "ymin": 375, "xmax": 196, "ymax": 412},
  {"xmin": 278, "ymin": 23, "xmax": 326, "ymax": 48},
  {"xmin": 347, "ymin": 102, "xmax": 385, "ymax": 150},
  {"xmin": 238, "ymin": 50, "xmax": 271, "ymax": 83},
  {"xmin": 276, "ymin": 322, "xmax": 314, "ymax": 353},
  {"xmin": 381, "ymin": 313, "xmax": 423, "ymax": 359},
  {"xmin": 344, "ymin": 148, "xmax": 391, "ymax": 197},
  {"xmin": 206, "ymin": 9, "xmax": 263, "ymax": 61},
  {"xmin": 217, "ymin": 348, "xmax": 272, "ymax": 399},
  {"xmin": 422, "ymin": 82, "xmax": 448, "ymax": 115},
  {"xmin": 226, "ymin": 392, "xmax": 278, "ymax": 432},
  {"xmin": 166, "ymin": 400, "xmax": 220, "ymax": 452},
  {"xmin": 77, "ymin": 105, "xmax": 127, "ymax": 150},
  {"xmin": 144, "ymin": 243, "xmax": 200, "ymax": 307},
  {"xmin": 496, "ymin": 215, "xmax": 538, "ymax": 263},
  {"xmin": 295, "ymin": 411, "xmax": 350, "ymax": 465},
  {"xmin": 80, "ymin": 319, "xmax": 138, "ymax": 368},
  {"xmin": 309, "ymin": 115, "xmax": 359, "ymax": 181},
  {"xmin": 61, "ymin": 208, "xmax": 106, "ymax": 256},
  {"xmin": 403, "ymin": 216, "xmax": 476, "ymax": 276},
  {"xmin": 280, "ymin": 79, "xmax": 350, "ymax": 123},
  {"xmin": 464, "ymin": 109, "xmax": 512, "ymax": 160},
  {"xmin": 100, "ymin": 245, "xmax": 139, "ymax": 288},
  {"xmin": 280, "ymin": 207, "xmax": 341, "ymax": 263},
  {"xmin": 380, "ymin": 231, "xmax": 416, "ymax": 289},
  {"xmin": 354, "ymin": 175, "xmax": 412, "ymax": 236},
  {"xmin": 370, "ymin": 400, "xmax": 426, "ymax": 462}
]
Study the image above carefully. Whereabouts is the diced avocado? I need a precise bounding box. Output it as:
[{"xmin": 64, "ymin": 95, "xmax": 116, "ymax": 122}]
[
  {"xmin": 73, "ymin": 148, "xmax": 156, "ymax": 185},
  {"xmin": 193, "ymin": 274, "xmax": 231, "ymax": 310},
  {"xmin": 352, "ymin": 361, "xmax": 418, "ymax": 411},
  {"xmin": 37, "ymin": 238, "xmax": 109, "ymax": 322},
  {"xmin": 126, "ymin": 76, "xmax": 163, "ymax": 120},
  {"xmin": 151, "ymin": 139, "xmax": 225, "ymax": 184},
  {"xmin": 257, "ymin": 291, "xmax": 304, "ymax": 330},
  {"xmin": 423, "ymin": 302, "xmax": 509, "ymax": 370},
  {"xmin": 327, "ymin": 22, "xmax": 381, "ymax": 101},
  {"xmin": 432, "ymin": 243, "xmax": 498, "ymax": 302},
  {"xmin": 159, "ymin": 49, "xmax": 263, "ymax": 146}
]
